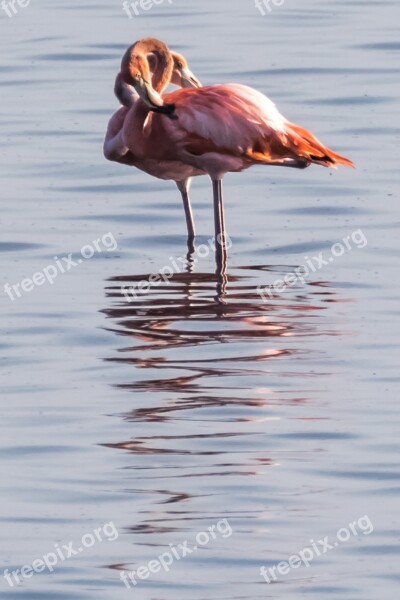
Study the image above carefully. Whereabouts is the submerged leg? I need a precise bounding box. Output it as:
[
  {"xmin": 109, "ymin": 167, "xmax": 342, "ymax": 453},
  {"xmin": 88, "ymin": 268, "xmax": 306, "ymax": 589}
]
[
  {"xmin": 212, "ymin": 178, "xmax": 228, "ymax": 275},
  {"xmin": 176, "ymin": 179, "xmax": 195, "ymax": 248}
]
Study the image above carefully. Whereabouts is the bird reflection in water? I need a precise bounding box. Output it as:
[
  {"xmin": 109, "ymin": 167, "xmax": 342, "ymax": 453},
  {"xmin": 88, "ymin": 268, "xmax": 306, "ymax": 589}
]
[
  {"xmin": 102, "ymin": 248, "xmax": 343, "ymax": 420},
  {"xmin": 101, "ymin": 252, "xmax": 346, "ymax": 573}
]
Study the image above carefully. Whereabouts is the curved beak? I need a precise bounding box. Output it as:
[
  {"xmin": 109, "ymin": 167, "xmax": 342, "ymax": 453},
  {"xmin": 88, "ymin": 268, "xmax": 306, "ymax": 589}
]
[
  {"xmin": 180, "ymin": 67, "xmax": 202, "ymax": 89},
  {"xmin": 136, "ymin": 76, "xmax": 175, "ymax": 115}
]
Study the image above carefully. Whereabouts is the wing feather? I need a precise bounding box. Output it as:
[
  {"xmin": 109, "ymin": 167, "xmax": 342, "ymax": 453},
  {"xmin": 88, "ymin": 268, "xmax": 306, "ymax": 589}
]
[
  {"xmin": 164, "ymin": 84, "xmax": 287, "ymax": 156},
  {"xmin": 162, "ymin": 84, "xmax": 353, "ymax": 169}
]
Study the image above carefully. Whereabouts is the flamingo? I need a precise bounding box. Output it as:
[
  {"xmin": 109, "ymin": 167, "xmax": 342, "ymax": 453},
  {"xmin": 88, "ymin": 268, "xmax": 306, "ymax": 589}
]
[
  {"xmin": 104, "ymin": 43, "xmax": 203, "ymax": 241},
  {"xmin": 116, "ymin": 38, "xmax": 354, "ymax": 269}
]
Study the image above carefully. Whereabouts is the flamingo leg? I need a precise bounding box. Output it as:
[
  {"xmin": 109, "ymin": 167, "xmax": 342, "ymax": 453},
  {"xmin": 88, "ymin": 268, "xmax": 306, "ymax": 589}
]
[
  {"xmin": 212, "ymin": 179, "xmax": 227, "ymax": 274},
  {"xmin": 176, "ymin": 179, "xmax": 195, "ymax": 247}
]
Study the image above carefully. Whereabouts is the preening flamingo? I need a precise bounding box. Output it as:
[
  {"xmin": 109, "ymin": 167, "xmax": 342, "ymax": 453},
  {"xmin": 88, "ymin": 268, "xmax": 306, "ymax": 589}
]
[
  {"xmin": 104, "ymin": 41, "xmax": 203, "ymax": 240},
  {"xmin": 112, "ymin": 38, "xmax": 354, "ymax": 269}
]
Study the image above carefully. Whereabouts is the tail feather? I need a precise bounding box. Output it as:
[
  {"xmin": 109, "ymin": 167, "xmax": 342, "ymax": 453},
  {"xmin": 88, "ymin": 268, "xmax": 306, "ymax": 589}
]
[{"xmin": 285, "ymin": 122, "xmax": 354, "ymax": 169}]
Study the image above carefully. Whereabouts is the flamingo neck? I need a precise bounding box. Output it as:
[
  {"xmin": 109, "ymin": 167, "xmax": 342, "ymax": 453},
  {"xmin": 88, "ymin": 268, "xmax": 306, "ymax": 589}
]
[
  {"xmin": 150, "ymin": 51, "xmax": 172, "ymax": 95},
  {"xmin": 121, "ymin": 38, "xmax": 173, "ymax": 94},
  {"xmin": 114, "ymin": 73, "xmax": 138, "ymax": 107}
]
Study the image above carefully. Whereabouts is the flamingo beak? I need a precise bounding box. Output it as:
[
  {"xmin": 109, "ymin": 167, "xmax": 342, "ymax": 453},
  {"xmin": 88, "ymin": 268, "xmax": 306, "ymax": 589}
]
[
  {"xmin": 136, "ymin": 76, "xmax": 175, "ymax": 115},
  {"xmin": 180, "ymin": 67, "xmax": 202, "ymax": 89}
]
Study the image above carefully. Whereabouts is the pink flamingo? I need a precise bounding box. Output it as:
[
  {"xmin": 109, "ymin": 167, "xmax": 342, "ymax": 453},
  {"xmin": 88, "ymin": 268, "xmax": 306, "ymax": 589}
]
[
  {"xmin": 104, "ymin": 42, "xmax": 203, "ymax": 241},
  {"xmin": 116, "ymin": 38, "xmax": 354, "ymax": 267}
]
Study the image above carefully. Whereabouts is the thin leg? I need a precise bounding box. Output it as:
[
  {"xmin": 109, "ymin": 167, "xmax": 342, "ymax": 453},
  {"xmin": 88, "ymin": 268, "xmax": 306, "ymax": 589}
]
[
  {"xmin": 212, "ymin": 178, "xmax": 228, "ymax": 276},
  {"xmin": 176, "ymin": 179, "xmax": 195, "ymax": 249}
]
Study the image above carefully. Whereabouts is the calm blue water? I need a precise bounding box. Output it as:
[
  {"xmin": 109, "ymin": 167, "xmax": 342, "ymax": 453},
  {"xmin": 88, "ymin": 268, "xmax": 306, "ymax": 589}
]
[{"xmin": 1, "ymin": 1, "xmax": 400, "ymax": 599}]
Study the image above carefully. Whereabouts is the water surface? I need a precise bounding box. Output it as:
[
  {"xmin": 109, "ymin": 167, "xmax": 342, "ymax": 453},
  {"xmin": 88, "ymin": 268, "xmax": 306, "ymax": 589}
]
[{"xmin": 1, "ymin": 1, "xmax": 400, "ymax": 599}]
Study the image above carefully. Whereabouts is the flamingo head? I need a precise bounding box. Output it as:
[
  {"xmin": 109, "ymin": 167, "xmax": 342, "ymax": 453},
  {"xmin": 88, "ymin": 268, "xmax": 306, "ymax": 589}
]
[{"xmin": 170, "ymin": 52, "xmax": 202, "ymax": 89}]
